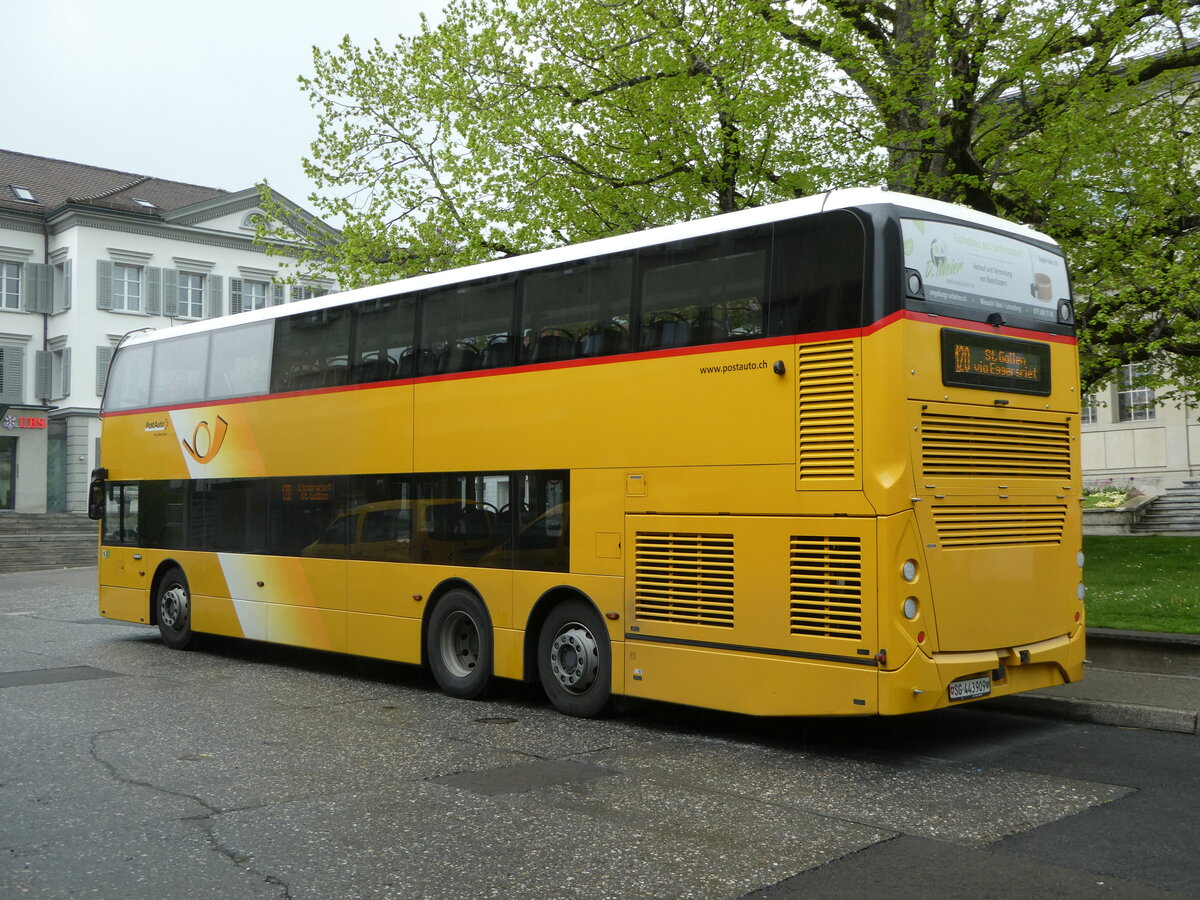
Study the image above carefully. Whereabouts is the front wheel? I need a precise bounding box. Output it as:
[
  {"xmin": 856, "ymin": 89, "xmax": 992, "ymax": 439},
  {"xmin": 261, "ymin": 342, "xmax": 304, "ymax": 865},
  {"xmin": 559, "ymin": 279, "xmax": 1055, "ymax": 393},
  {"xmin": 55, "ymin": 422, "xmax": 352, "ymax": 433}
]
[
  {"xmin": 537, "ymin": 599, "xmax": 612, "ymax": 718},
  {"xmin": 156, "ymin": 567, "xmax": 193, "ymax": 650},
  {"xmin": 427, "ymin": 589, "xmax": 493, "ymax": 699}
]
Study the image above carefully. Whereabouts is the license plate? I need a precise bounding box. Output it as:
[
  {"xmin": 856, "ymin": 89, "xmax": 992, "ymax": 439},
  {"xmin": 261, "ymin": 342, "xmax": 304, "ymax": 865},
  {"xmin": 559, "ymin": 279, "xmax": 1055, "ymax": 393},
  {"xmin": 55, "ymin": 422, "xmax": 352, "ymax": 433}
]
[{"xmin": 948, "ymin": 674, "xmax": 992, "ymax": 702}]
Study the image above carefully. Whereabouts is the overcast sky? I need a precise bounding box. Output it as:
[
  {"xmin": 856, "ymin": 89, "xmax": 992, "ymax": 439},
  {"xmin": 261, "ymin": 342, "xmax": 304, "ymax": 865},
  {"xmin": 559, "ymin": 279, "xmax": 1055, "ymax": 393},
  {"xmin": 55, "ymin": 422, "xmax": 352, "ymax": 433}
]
[{"xmin": 4, "ymin": 0, "xmax": 446, "ymax": 214}]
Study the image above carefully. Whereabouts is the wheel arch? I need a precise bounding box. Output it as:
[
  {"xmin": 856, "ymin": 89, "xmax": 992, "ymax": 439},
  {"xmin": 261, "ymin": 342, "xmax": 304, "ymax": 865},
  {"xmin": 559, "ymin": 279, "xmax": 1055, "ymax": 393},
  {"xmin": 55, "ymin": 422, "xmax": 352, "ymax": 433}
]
[{"xmin": 522, "ymin": 585, "xmax": 602, "ymax": 684}]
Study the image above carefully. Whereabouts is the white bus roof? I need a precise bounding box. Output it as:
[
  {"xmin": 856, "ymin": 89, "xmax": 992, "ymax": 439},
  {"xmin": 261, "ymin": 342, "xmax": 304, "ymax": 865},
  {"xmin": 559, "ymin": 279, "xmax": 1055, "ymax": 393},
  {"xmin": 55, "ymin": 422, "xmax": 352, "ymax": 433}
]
[{"xmin": 120, "ymin": 188, "xmax": 1059, "ymax": 347}]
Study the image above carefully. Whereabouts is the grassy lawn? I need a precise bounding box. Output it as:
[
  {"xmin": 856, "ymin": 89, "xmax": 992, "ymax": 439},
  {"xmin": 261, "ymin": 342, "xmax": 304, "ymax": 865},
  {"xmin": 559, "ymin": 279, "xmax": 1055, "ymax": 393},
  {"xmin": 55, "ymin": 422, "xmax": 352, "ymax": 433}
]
[{"xmin": 1083, "ymin": 535, "xmax": 1200, "ymax": 634}]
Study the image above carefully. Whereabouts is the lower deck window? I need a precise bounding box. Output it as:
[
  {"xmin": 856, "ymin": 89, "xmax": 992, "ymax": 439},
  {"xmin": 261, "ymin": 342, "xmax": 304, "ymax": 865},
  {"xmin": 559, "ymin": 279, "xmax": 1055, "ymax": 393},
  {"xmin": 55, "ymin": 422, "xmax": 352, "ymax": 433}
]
[{"xmin": 101, "ymin": 470, "xmax": 570, "ymax": 572}]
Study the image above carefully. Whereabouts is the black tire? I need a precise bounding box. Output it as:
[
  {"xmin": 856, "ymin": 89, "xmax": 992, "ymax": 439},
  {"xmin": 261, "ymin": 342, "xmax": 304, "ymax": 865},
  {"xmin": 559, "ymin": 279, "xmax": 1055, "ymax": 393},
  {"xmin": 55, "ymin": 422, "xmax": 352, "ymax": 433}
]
[
  {"xmin": 156, "ymin": 567, "xmax": 194, "ymax": 650},
  {"xmin": 537, "ymin": 599, "xmax": 612, "ymax": 718},
  {"xmin": 427, "ymin": 589, "xmax": 493, "ymax": 699}
]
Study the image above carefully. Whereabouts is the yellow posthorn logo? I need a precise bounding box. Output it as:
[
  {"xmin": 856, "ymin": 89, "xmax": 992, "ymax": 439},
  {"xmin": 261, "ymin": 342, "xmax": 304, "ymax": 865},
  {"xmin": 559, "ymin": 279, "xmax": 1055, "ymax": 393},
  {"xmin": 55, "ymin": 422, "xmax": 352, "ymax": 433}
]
[{"xmin": 182, "ymin": 415, "xmax": 229, "ymax": 464}]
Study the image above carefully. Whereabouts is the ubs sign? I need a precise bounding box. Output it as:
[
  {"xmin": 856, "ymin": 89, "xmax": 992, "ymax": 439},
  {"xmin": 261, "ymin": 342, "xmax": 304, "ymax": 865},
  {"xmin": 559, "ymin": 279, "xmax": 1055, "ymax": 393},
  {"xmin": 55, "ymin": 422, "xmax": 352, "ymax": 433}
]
[{"xmin": 2, "ymin": 415, "xmax": 47, "ymax": 430}]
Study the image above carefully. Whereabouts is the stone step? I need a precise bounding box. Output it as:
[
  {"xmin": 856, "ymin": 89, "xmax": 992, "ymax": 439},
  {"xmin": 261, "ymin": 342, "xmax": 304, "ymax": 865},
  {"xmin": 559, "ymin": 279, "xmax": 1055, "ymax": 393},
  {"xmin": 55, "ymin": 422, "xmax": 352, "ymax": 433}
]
[
  {"xmin": 0, "ymin": 515, "xmax": 98, "ymax": 574},
  {"xmin": 0, "ymin": 515, "xmax": 94, "ymax": 535}
]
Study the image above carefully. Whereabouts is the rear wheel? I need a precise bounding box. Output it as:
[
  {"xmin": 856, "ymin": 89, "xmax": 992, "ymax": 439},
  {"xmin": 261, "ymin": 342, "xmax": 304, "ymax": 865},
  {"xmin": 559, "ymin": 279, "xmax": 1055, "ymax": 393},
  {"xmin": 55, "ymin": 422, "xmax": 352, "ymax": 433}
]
[
  {"xmin": 156, "ymin": 567, "xmax": 193, "ymax": 650},
  {"xmin": 538, "ymin": 599, "xmax": 612, "ymax": 718},
  {"xmin": 428, "ymin": 589, "xmax": 493, "ymax": 699}
]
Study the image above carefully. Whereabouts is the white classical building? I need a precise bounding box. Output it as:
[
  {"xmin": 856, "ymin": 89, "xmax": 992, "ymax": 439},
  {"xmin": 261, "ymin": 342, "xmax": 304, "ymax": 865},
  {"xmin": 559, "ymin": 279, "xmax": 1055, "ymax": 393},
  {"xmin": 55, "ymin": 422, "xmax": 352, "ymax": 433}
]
[
  {"xmin": 1080, "ymin": 364, "xmax": 1200, "ymax": 493},
  {"xmin": 0, "ymin": 149, "xmax": 337, "ymax": 513}
]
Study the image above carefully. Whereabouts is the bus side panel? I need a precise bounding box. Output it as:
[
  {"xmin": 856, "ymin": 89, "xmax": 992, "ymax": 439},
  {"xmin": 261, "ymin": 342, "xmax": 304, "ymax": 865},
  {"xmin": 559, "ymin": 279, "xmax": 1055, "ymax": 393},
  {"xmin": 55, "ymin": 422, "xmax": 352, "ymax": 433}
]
[
  {"xmin": 621, "ymin": 513, "xmax": 879, "ymax": 716},
  {"xmin": 346, "ymin": 614, "xmax": 422, "ymax": 664},
  {"xmin": 267, "ymin": 605, "xmax": 347, "ymax": 653},
  {"xmin": 98, "ymin": 586, "xmax": 150, "ymax": 624},
  {"xmin": 568, "ymin": 468, "xmax": 626, "ymax": 578},
  {"xmin": 216, "ymin": 554, "xmax": 347, "ymax": 651},
  {"xmin": 623, "ymin": 642, "xmax": 879, "ymax": 716},
  {"xmin": 412, "ymin": 347, "xmax": 796, "ymax": 473}
]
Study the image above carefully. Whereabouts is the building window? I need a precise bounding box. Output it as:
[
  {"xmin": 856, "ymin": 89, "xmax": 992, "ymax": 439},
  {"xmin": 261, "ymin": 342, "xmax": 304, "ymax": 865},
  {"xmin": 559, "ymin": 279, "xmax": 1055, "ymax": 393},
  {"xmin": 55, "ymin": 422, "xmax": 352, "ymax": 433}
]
[
  {"xmin": 244, "ymin": 280, "xmax": 267, "ymax": 311},
  {"xmin": 113, "ymin": 264, "xmax": 142, "ymax": 312},
  {"xmin": 53, "ymin": 259, "xmax": 72, "ymax": 313},
  {"xmin": 1116, "ymin": 364, "xmax": 1155, "ymax": 422},
  {"xmin": 179, "ymin": 273, "xmax": 204, "ymax": 318},
  {"xmin": 9, "ymin": 185, "xmax": 35, "ymax": 202},
  {"xmin": 1080, "ymin": 394, "xmax": 1099, "ymax": 425},
  {"xmin": 291, "ymin": 284, "xmax": 327, "ymax": 302},
  {"xmin": 1, "ymin": 262, "xmax": 19, "ymax": 310}
]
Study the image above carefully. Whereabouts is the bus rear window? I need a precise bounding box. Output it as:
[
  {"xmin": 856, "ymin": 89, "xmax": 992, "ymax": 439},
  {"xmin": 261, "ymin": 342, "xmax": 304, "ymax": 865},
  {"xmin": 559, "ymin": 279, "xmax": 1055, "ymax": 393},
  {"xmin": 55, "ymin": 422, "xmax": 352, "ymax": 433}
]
[{"xmin": 902, "ymin": 219, "xmax": 1069, "ymax": 325}]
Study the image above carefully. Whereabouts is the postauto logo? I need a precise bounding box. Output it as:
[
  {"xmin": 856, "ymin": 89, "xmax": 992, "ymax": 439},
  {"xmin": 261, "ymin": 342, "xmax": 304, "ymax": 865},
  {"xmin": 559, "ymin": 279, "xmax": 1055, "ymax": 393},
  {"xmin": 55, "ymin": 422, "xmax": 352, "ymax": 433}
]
[{"xmin": 182, "ymin": 415, "xmax": 229, "ymax": 464}]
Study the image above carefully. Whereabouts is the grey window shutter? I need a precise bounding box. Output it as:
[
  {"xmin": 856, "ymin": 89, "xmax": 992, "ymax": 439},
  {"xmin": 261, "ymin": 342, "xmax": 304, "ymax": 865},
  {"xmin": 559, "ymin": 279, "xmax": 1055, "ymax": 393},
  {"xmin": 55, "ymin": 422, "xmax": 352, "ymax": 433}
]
[
  {"xmin": 291, "ymin": 285, "xmax": 301, "ymax": 302},
  {"xmin": 163, "ymin": 269, "xmax": 179, "ymax": 317},
  {"xmin": 96, "ymin": 260, "xmax": 113, "ymax": 310},
  {"xmin": 272, "ymin": 284, "xmax": 285, "ymax": 306},
  {"xmin": 64, "ymin": 259, "xmax": 72, "ymax": 311},
  {"xmin": 62, "ymin": 347, "xmax": 71, "ymax": 398},
  {"xmin": 35, "ymin": 350, "xmax": 52, "ymax": 400},
  {"xmin": 208, "ymin": 274, "xmax": 224, "ymax": 317},
  {"xmin": 230, "ymin": 278, "xmax": 243, "ymax": 315},
  {"xmin": 0, "ymin": 346, "xmax": 25, "ymax": 403},
  {"xmin": 26, "ymin": 262, "xmax": 53, "ymax": 313},
  {"xmin": 95, "ymin": 346, "xmax": 114, "ymax": 396},
  {"xmin": 146, "ymin": 266, "xmax": 162, "ymax": 315}
]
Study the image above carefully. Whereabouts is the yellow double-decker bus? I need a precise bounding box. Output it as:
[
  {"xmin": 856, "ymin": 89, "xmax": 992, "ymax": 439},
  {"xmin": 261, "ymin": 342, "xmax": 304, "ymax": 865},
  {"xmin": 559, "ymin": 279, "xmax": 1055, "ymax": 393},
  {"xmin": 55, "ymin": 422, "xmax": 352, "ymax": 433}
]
[{"xmin": 90, "ymin": 189, "xmax": 1085, "ymax": 718}]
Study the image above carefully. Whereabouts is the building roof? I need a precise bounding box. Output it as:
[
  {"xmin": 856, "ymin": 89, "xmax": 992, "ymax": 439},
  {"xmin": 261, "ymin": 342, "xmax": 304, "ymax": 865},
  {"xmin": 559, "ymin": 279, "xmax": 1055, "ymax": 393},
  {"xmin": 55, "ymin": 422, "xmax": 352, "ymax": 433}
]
[{"xmin": 0, "ymin": 148, "xmax": 229, "ymax": 218}]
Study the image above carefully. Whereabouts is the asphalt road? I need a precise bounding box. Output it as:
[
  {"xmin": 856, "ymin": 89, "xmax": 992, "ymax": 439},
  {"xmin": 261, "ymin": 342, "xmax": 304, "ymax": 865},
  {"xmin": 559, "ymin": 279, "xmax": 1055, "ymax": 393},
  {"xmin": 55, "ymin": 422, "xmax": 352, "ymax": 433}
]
[{"xmin": 2, "ymin": 567, "xmax": 1197, "ymax": 899}]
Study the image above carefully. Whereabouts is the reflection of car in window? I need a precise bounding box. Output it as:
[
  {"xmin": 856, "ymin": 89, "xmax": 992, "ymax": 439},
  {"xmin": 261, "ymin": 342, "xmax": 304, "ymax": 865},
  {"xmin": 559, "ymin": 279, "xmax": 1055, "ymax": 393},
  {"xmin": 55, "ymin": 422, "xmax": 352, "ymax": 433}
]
[
  {"xmin": 303, "ymin": 499, "xmax": 499, "ymax": 564},
  {"xmin": 480, "ymin": 504, "xmax": 568, "ymax": 572}
]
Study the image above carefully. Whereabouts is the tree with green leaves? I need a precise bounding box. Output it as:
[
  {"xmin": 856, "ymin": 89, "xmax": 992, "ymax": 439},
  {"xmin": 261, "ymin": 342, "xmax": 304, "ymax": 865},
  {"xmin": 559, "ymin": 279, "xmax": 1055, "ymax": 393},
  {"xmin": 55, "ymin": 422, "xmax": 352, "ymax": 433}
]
[{"xmin": 259, "ymin": 0, "xmax": 1199, "ymax": 395}]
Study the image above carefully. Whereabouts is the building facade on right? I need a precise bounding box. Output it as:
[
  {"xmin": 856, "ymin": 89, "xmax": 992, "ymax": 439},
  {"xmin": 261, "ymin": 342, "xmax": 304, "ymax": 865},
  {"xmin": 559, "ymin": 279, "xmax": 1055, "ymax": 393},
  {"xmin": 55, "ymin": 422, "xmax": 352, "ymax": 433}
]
[{"xmin": 1080, "ymin": 363, "xmax": 1200, "ymax": 493}]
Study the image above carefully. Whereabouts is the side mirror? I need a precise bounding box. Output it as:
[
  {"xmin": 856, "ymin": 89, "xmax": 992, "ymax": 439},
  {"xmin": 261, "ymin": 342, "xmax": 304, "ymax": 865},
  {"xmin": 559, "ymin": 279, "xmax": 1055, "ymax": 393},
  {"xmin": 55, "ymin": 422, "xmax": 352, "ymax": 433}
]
[{"xmin": 87, "ymin": 467, "xmax": 108, "ymax": 521}]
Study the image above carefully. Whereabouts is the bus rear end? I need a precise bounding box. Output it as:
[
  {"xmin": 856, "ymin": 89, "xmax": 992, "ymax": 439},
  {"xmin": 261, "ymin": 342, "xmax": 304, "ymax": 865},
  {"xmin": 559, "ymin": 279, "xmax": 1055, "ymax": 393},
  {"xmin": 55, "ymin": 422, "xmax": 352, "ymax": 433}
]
[{"xmin": 859, "ymin": 205, "xmax": 1085, "ymax": 714}]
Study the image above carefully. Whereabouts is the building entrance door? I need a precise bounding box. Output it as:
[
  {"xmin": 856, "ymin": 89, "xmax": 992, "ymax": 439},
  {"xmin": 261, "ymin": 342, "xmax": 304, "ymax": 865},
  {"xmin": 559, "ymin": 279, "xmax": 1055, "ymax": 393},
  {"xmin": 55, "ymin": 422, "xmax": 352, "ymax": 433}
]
[{"xmin": 0, "ymin": 436, "xmax": 15, "ymax": 509}]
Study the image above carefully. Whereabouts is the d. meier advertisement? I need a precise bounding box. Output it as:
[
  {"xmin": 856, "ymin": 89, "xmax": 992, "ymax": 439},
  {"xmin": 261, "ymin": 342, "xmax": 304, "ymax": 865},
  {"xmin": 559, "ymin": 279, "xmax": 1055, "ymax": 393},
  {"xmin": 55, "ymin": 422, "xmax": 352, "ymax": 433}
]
[{"xmin": 902, "ymin": 218, "xmax": 1069, "ymax": 322}]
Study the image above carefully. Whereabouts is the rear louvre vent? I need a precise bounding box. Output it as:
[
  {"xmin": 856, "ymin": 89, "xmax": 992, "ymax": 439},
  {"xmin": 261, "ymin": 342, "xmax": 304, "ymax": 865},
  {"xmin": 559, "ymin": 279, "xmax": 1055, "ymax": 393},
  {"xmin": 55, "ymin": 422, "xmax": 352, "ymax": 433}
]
[
  {"xmin": 790, "ymin": 536, "xmax": 863, "ymax": 639},
  {"xmin": 797, "ymin": 341, "xmax": 859, "ymax": 481},
  {"xmin": 634, "ymin": 532, "xmax": 735, "ymax": 627},
  {"xmin": 933, "ymin": 505, "xmax": 1067, "ymax": 548},
  {"xmin": 922, "ymin": 412, "xmax": 1071, "ymax": 480}
]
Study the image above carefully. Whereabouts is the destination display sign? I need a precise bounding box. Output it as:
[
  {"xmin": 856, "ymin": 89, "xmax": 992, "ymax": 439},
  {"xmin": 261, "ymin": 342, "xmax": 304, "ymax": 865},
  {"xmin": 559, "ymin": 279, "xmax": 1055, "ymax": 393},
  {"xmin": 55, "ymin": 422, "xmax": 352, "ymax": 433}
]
[{"xmin": 940, "ymin": 329, "xmax": 1051, "ymax": 395}]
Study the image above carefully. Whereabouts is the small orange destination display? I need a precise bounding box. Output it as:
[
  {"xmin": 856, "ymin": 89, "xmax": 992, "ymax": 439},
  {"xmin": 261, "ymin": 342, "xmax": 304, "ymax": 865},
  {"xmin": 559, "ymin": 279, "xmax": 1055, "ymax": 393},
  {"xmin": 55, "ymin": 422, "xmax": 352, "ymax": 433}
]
[{"xmin": 940, "ymin": 329, "xmax": 1051, "ymax": 395}]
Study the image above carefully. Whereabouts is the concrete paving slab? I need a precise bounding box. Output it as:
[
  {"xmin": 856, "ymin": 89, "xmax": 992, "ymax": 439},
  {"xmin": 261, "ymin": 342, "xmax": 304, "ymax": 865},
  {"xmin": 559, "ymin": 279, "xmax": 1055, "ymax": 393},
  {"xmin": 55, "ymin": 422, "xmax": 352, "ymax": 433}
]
[{"xmin": 585, "ymin": 736, "xmax": 1131, "ymax": 848}]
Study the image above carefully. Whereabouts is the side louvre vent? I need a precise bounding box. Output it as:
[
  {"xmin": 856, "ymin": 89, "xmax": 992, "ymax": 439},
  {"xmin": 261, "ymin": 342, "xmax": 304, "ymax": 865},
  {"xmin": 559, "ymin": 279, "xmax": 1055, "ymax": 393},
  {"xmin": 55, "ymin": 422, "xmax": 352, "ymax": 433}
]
[
  {"xmin": 634, "ymin": 532, "xmax": 734, "ymax": 627},
  {"xmin": 933, "ymin": 505, "xmax": 1067, "ymax": 548},
  {"xmin": 790, "ymin": 536, "xmax": 863, "ymax": 639},
  {"xmin": 921, "ymin": 412, "xmax": 1072, "ymax": 480},
  {"xmin": 797, "ymin": 340, "xmax": 859, "ymax": 482}
]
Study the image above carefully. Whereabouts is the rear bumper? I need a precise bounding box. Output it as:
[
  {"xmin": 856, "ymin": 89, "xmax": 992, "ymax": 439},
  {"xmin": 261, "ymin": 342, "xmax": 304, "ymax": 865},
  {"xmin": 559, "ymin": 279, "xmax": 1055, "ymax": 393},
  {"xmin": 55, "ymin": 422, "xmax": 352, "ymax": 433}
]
[{"xmin": 878, "ymin": 624, "xmax": 1086, "ymax": 715}]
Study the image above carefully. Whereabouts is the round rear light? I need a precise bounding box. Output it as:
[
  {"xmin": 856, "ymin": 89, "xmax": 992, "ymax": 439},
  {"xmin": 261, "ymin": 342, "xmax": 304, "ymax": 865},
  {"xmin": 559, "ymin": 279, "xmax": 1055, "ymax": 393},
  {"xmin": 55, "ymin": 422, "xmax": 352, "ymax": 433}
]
[
  {"xmin": 902, "ymin": 597, "xmax": 919, "ymax": 620},
  {"xmin": 902, "ymin": 559, "xmax": 918, "ymax": 583}
]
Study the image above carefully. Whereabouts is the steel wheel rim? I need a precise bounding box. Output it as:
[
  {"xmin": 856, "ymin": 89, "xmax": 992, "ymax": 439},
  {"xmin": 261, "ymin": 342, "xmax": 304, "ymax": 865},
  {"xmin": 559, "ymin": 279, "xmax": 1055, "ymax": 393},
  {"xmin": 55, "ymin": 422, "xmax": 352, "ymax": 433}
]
[
  {"xmin": 439, "ymin": 610, "xmax": 480, "ymax": 678},
  {"xmin": 549, "ymin": 622, "xmax": 599, "ymax": 694},
  {"xmin": 160, "ymin": 585, "xmax": 188, "ymax": 632}
]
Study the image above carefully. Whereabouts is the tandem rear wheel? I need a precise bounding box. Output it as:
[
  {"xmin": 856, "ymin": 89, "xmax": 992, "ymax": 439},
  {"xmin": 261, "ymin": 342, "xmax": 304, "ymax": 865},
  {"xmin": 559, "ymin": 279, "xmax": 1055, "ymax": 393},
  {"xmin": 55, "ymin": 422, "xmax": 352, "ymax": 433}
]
[
  {"xmin": 427, "ymin": 589, "xmax": 494, "ymax": 700},
  {"xmin": 537, "ymin": 598, "xmax": 612, "ymax": 718}
]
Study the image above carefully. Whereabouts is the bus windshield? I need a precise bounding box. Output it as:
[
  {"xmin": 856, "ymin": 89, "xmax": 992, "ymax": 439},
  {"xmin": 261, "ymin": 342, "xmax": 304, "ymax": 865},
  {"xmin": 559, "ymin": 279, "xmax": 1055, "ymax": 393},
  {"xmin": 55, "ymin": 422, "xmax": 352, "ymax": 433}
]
[{"xmin": 902, "ymin": 218, "xmax": 1070, "ymax": 325}]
